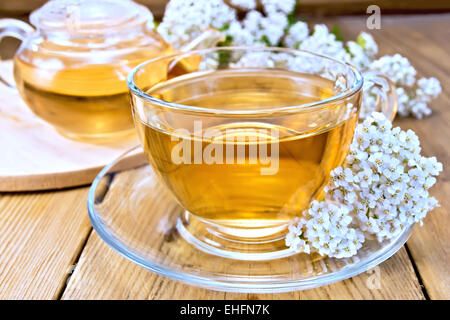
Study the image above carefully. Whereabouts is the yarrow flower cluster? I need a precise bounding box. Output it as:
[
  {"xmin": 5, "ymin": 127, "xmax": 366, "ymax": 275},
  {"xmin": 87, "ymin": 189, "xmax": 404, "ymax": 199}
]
[
  {"xmin": 297, "ymin": 24, "xmax": 349, "ymax": 62},
  {"xmin": 229, "ymin": 0, "xmax": 256, "ymax": 11},
  {"xmin": 369, "ymin": 54, "xmax": 442, "ymax": 118},
  {"xmin": 158, "ymin": 0, "xmax": 441, "ymax": 119},
  {"xmin": 287, "ymin": 112, "xmax": 442, "ymax": 258},
  {"xmin": 286, "ymin": 202, "xmax": 365, "ymax": 258},
  {"xmin": 157, "ymin": 0, "xmax": 236, "ymax": 46},
  {"xmin": 157, "ymin": 1, "xmax": 443, "ymax": 259}
]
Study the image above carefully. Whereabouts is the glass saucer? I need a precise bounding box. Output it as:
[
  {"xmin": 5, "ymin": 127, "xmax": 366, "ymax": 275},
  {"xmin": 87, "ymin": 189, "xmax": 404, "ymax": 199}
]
[{"xmin": 87, "ymin": 146, "xmax": 413, "ymax": 293}]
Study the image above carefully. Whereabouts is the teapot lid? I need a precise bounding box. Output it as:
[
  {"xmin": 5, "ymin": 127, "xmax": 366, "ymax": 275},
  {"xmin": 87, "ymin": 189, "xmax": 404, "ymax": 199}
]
[{"xmin": 30, "ymin": 0, "xmax": 154, "ymax": 35}]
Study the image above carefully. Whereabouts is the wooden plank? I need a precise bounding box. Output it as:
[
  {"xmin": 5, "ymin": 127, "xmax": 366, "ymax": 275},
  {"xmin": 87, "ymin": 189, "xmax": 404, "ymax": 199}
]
[
  {"xmin": 295, "ymin": 0, "xmax": 450, "ymax": 15},
  {"xmin": 0, "ymin": 188, "xmax": 92, "ymax": 299},
  {"xmin": 62, "ymin": 232, "xmax": 424, "ymax": 300},
  {"xmin": 331, "ymin": 14, "xmax": 450, "ymax": 300},
  {"xmin": 62, "ymin": 14, "xmax": 449, "ymax": 301},
  {"xmin": 377, "ymin": 23, "xmax": 450, "ymax": 300},
  {"xmin": 1, "ymin": 0, "xmax": 450, "ymax": 17},
  {"xmin": 0, "ymin": 14, "xmax": 447, "ymax": 300},
  {"xmin": 60, "ymin": 160, "xmax": 423, "ymax": 300}
]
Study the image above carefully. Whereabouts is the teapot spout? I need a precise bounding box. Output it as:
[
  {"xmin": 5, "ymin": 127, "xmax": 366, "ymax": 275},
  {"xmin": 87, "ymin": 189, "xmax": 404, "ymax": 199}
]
[{"xmin": 179, "ymin": 28, "xmax": 225, "ymax": 52}]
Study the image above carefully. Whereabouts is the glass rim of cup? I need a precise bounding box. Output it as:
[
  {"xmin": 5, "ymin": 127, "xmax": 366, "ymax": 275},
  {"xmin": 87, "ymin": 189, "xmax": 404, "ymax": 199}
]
[{"xmin": 127, "ymin": 46, "xmax": 364, "ymax": 117}]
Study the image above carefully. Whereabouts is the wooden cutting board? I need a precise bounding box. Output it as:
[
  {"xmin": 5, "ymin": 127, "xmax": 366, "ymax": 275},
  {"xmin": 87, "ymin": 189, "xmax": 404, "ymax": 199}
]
[{"xmin": 0, "ymin": 61, "xmax": 142, "ymax": 192}]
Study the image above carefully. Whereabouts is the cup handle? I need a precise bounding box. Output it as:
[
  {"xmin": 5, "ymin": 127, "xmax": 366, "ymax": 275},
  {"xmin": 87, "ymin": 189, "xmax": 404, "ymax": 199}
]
[
  {"xmin": 362, "ymin": 70, "xmax": 398, "ymax": 121},
  {"xmin": 0, "ymin": 18, "xmax": 34, "ymax": 88}
]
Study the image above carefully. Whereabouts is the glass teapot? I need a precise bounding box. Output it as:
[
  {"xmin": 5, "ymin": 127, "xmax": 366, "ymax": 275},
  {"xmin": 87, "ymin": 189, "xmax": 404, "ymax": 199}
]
[{"xmin": 0, "ymin": 0, "xmax": 221, "ymax": 140}]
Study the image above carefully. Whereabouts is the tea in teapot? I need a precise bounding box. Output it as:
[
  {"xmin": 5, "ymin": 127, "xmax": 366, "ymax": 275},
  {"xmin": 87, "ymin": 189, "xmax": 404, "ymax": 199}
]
[{"xmin": 0, "ymin": 0, "xmax": 218, "ymax": 140}]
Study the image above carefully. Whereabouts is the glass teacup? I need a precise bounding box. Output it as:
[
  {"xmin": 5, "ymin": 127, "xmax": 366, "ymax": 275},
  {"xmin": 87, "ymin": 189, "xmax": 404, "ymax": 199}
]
[{"xmin": 128, "ymin": 47, "xmax": 396, "ymax": 260}]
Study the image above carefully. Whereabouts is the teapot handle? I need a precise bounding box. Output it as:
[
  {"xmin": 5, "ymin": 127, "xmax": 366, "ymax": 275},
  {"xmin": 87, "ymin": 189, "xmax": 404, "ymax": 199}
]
[
  {"xmin": 0, "ymin": 19, "xmax": 34, "ymax": 88},
  {"xmin": 178, "ymin": 28, "xmax": 224, "ymax": 52},
  {"xmin": 167, "ymin": 28, "xmax": 224, "ymax": 73}
]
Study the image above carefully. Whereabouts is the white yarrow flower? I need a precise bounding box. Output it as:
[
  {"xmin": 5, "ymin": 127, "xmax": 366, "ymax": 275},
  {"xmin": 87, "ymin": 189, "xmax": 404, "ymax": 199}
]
[
  {"xmin": 287, "ymin": 201, "xmax": 365, "ymax": 258},
  {"xmin": 370, "ymin": 54, "xmax": 417, "ymax": 87},
  {"xmin": 261, "ymin": 0, "xmax": 296, "ymax": 15},
  {"xmin": 417, "ymin": 77, "xmax": 442, "ymax": 99},
  {"xmin": 157, "ymin": 0, "xmax": 236, "ymax": 48},
  {"xmin": 283, "ymin": 21, "xmax": 309, "ymax": 48},
  {"xmin": 229, "ymin": 0, "xmax": 257, "ymax": 10},
  {"xmin": 326, "ymin": 112, "xmax": 442, "ymax": 242},
  {"xmin": 288, "ymin": 112, "xmax": 442, "ymax": 257},
  {"xmin": 159, "ymin": 0, "xmax": 442, "ymax": 118},
  {"xmin": 160, "ymin": 1, "xmax": 443, "ymax": 258},
  {"xmin": 299, "ymin": 25, "xmax": 349, "ymax": 62}
]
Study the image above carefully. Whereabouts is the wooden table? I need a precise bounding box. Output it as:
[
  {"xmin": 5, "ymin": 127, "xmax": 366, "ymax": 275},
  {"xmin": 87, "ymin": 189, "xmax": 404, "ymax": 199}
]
[{"xmin": 0, "ymin": 14, "xmax": 448, "ymax": 300}]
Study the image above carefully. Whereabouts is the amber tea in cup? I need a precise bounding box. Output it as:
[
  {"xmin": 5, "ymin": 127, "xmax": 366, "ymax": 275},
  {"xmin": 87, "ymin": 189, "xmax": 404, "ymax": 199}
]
[
  {"xmin": 135, "ymin": 70, "xmax": 357, "ymax": 223},
  {"xmin": 128, "ymin": 47, "xmax": 396, "ymax": 260}
]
